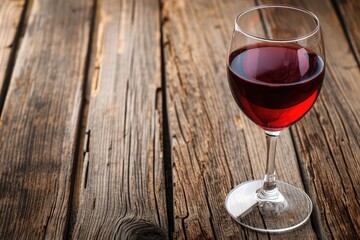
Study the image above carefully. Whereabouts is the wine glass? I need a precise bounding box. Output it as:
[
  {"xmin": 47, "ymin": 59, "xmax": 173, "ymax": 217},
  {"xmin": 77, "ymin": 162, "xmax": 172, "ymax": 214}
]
[{"xmin": 225, "ymin": 5, "xmax": 325, "ymax": 233}]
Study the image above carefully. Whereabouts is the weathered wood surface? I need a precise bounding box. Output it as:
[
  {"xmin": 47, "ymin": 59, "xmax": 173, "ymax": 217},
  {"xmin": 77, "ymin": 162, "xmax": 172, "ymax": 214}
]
[
  {"xmin": 260, "ymin": 0, "xmax": 360, "ymax": 239},
  {"xmin": 0, "ymin": 0, "xmax": 26, "ymax": 108},
  {"xmin": 333, "ymin": 0, "xmax": 360, "ymax": 65},
  {"xmin": 70, "ymin": 0, "xmax": 168, "ymax": 239},
  {"xmin": 163, "ymin": 0, "xmax": 317, "ymax": 239},
  {"xmin": 0, "ymin": 0, "xmax": 359, "ymax": 239},
  {"xmin": 0, "ymin": 0, "xmax": 94, "ymax": 238}
]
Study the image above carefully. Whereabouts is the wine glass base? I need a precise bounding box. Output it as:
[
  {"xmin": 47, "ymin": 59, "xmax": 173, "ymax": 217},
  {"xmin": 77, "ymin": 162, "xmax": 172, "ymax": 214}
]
[{"xmin": 225, "ymin": 180, "xmax": 312, "ymax": 233}]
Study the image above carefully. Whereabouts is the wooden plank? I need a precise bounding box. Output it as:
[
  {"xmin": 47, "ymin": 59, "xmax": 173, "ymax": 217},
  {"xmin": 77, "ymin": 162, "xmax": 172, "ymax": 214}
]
[
  {"xmin": 163, "ymin": 0, "xmax": 316, "ymax": 238},
  {"xmin": 0, "ymin": 0, "xmax": 93, "ymax": 238},
  {"xmin": 70, "ymin": 0, "xmax": 167, "ymax": 238},
  {"xmin": 259, "ymin": 0, "xmax": 360, "ymax": 239},
  {"xmin": 333, "ymin": 0, "xmax": 360, "ymax": 65},
  {"xmin": 0, "ymin": 0, "xmax": 26, "ymax": 107}
]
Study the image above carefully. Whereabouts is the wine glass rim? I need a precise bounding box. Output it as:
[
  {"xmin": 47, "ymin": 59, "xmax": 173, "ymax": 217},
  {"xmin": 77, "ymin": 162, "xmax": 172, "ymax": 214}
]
[{"xmin": 235, "ymin": 5, "xmax": 321, "ymax": 43}]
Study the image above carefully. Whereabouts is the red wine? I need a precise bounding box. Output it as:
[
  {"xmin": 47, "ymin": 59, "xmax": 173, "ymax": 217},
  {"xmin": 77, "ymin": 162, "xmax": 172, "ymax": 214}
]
[{"xmin": 228, "ymin": 43, "xmax": 325, "ymax": 131}]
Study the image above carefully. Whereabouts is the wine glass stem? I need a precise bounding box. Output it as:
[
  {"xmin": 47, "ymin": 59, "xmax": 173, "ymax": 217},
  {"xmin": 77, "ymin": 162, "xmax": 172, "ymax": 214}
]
[{"xmin": 257, "ymin": 130, "xmax": 280, "ymax": 200}]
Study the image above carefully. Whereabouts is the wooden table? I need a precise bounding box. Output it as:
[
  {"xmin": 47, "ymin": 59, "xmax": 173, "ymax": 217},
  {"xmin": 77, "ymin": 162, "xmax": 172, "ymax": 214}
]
[{"xmin": 0, "ymin": 0, "xmax": 359, "ymax": 239}]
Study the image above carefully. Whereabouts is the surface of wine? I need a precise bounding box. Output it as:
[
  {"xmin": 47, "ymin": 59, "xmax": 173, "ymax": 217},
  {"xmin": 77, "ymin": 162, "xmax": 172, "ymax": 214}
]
[{"xmin": 227, "ymin": 43, "xmax": 325, "ymax": 131}]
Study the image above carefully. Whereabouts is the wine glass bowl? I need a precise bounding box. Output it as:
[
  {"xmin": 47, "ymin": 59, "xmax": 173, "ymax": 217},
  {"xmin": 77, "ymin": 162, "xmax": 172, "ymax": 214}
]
[{"xmin": 225, "ymin": 5, "xmax": 325, "ymax": 233}]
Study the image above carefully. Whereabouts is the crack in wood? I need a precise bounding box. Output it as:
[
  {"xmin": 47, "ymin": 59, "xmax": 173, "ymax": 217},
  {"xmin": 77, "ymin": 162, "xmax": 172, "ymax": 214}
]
[
  {"xmin": 84, "ymin": 130, "xmax": 91, "ymax": 153},
  {"xmin": 202, "ymin": 178, "xmax": 218, "ymax": 240},
  {"xmin": 152, "ymin": 112, "xmax": 161, "ymax": 226},
  {"xmin": 66, "ymin": 0, "xmax": 98, "ymax": 237},
  {"xmin": 180, "ymin": 184, "xmax": 190, "ymax": 240},
  {"xmin": 83, "ymin": 152, "xmax": 89, "ymax": 189},
  {"xmin": 44, "ymin": 179, "xmax": 58, "ymax": 237},
  {"xmin": 160, "ymin": 12, "xmax": 175, "ymax": 233}
]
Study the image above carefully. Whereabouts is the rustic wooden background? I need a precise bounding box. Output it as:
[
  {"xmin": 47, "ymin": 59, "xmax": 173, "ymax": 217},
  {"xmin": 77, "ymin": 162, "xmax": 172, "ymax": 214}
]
[{"xmin": 0, "ymin": 0, "xmax": 358, "ymax": 239}]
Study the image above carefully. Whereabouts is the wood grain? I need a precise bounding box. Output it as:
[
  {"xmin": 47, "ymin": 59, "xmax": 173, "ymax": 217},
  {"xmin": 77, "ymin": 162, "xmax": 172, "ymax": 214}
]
[
  {"xmin": 259, "ymin": 0, "xmax": 360, "ymax": 239},
  {"xmin": 0, "ymin": 0, "xmax": 94, "ymax": 238},
  {"xmin": 163, "ymin": 0, "xmax": 316, "ymax": 238},
  {"xmin": 69, "ymin": 0, "xmax": 168, "ymax": 238},
  {"xmin": 333, "ymin": 0, "xmax": 360, "ymax": 65},
  {"xmin": 0, "ymin": 0, "xmax": 26, "ymax": 107}
]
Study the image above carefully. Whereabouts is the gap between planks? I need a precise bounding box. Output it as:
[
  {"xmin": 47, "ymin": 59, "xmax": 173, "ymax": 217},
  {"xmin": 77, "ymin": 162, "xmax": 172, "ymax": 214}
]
[
  {"xmin": 159, "ymin": 0, "xmax": 175, "ymax": 239},
  {"xmin": 66, "ymin": 0, "xmax": 99, "ymax": 237},
  {"xmin": 289, "ymin": 128, "xmax": 326, "ymax": 239},
  {"xmin": 330, "ymin": 0, "xmax": 360, "ymax": 67},
  {"xmin": 0, "ymin": 0, "xmax": 33, "ymax": 116}
]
